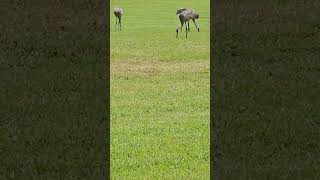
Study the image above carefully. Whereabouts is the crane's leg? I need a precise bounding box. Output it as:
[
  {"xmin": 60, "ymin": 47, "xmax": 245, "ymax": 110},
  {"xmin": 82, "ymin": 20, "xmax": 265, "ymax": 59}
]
[
  {"xmin": 188, "ymin": 21, "xmax": 190, "ymax": 32},
  {"xmin": 119, "ymin": 16, "xmax": 122, "ymax": 30},
  {"xmin": 115, "ymin": 16, "xmax": 117, "ymax": 30},
  {"xmin": 185, "ymin": 22, "xmax": 188, "ymax": 38},
  {"xmin": 192, "ymin": 19, "xmax": 200, "ymax": 32}
]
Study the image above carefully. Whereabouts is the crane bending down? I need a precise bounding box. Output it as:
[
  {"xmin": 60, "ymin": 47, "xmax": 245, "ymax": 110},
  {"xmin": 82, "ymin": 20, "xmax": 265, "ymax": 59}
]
[
  {"xmin": 176, "ymin": 9, "xmax": 200, "ymax": 38},
  {"xmin": 176, "ymin": 8, "xmax": 200, "ymax": 33},
  {"xmin": 176, "ymin": 8, "xmax": 191, "ymax": 32},
  {"xmin": 114, "ymin": 7, "xmax": 123, "ymax": 30}
]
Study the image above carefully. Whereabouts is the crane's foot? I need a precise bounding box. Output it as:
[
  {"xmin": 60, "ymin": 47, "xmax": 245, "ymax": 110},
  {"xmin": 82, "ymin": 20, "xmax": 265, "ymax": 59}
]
[{"xmin": 198, "ymin": 28, "xmax": 200, "ymax": 32}]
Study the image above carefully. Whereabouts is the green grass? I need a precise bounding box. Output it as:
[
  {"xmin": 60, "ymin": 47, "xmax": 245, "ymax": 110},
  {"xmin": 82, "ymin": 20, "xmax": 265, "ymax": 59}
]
[{"xmin": 110, "ymin": 0, "xmax": 210, "ymax": 178}]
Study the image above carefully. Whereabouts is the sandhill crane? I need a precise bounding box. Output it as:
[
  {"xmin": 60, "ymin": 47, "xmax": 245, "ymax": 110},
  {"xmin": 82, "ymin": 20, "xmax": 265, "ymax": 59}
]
[
  {"xmin": 176, "ymin": 9, "xmax": 200, "ymax": 38},
  {"xmin": 176, "ymin": 8, "xmax": 200, "ymax": 33},
  {"xmin": 176, "ymin": 8, "xmax": 191, "ymax": 32},
  {"xmin": 114, "ymin": 7, "xmax": 123, "ymax": 30}
]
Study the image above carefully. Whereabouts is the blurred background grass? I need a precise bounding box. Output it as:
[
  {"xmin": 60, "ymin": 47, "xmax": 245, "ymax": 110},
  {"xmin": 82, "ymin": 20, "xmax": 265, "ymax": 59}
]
[
  {"xmin": 0, "ymin": 0, "xmax": 108, "ymax": 179},
  {"xmin": 213, "ymin": 1, "xmax": 320, "ymax": 179}
]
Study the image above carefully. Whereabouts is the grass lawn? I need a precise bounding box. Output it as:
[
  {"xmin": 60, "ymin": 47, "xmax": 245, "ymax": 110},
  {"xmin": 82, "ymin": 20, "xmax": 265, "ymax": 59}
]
[{"xmin": 110, "ymin": 0, "xmax": 210, "ymax": 178}]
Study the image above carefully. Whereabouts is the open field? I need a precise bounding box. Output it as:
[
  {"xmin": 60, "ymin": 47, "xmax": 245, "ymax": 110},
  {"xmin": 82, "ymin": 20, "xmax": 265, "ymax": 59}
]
[{"xmin": 110, "ymin": 0, "xmax": 210, "ymax": 178}]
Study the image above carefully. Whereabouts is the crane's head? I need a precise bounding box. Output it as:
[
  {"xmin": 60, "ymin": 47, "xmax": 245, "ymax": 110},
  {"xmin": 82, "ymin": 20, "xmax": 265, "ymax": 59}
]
[
  {"xmin": 195, "ymin": 13, "xmax": 199, "ymax": 19},
  {"xmin": 176, "ymin": 27, "xmax": 179, "ymax": 38}
]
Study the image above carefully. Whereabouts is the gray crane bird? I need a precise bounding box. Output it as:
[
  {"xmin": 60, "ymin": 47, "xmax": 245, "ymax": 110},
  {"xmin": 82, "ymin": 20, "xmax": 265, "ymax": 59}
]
[
  {"xmin": 114, "ymin": 7, "xmax": 123, "ymax": 30},
  {"xmin": 176, "ymin": 8, "xmax": 191, "ymax": 32},
  {"xmin": 176, "ymin": 8, "xmax": 200, "ymax": 33},
  {"xmin": 176, "ymin": 9, "xmax": 200, "ymax": 38}
]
